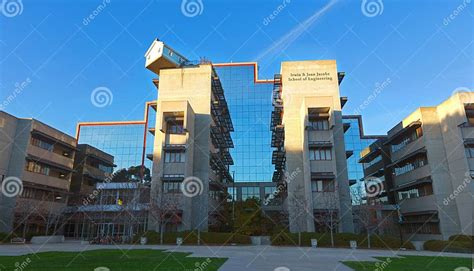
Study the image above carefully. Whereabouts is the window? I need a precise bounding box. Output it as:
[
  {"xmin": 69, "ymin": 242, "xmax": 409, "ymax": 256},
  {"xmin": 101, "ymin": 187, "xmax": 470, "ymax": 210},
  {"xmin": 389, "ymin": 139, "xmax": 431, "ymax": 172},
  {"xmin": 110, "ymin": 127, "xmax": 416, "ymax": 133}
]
[
  {"xmin": 167, "ymin": 120, "xmax": 184, "ymax": 134},
  {"xmin": 397, "ymin": 183, "xmax": 433, "ymax": 201},
  {"xmin": 465, "ymin": 146, "xmax": 474, "ymax": 158},
  {"xmin": 391, "ymin": 127, "xmax": 423, "ymax": 152},
  {"xmin": 311, "ymin": 179, "xmax": 335, "ymax": 192},
  {"xmin": 31, "ymin": 137, "xmax": 54, "ymax": 152},
  {"xmin": 25, "ymin": 161, "xmax": 50, "ymax": 176},
  {"xmin": 241, "ymin": 186, "xmax": 259, "ymax": 201},
  {"xmin": 363, "ymin": 155, "xmax": 382, "ymax": 169},
  {"xmin": 308, "ymin": 119, "xmax": 329, "ymax": 130},
  {"xmin": 98, "ymin": 164, "xmax": 113, "ymax": 174},
  {"xmin": 394, "ymin": 156, "xmax": 427, "ymax": 176},
  {"xmin": 163, "ymin": 181, "xmax": 181, "ymax": 194},
  {"xmin": 164, "ymin": 151, "xmax": 185, "ymax": 163},
  {"xmin": 309, "ymin": 148, "xmax": 332, "ymax": 160}
]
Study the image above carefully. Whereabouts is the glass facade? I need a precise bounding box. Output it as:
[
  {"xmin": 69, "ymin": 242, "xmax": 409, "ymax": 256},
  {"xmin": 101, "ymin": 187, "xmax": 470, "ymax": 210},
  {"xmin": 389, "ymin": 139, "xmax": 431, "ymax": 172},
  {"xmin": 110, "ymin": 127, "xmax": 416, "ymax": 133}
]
[
  {"xmin": 215, "ymin": 65, "xmax": 274, "ymax": 183},
  {"xmin": 77, "ymin": 104, "xmax": 156, "ymax": 182},
  {"xmin": 343, "ymin": 116, "xmax": 377, "ymax": 204}
]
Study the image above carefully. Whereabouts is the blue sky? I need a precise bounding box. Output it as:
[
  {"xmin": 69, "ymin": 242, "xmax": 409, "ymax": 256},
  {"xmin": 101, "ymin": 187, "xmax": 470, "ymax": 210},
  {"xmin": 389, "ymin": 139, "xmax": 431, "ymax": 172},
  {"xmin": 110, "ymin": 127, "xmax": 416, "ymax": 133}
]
[{"xmin": 0, "ymin": 0, "xmax": 472, "ymax": 137}]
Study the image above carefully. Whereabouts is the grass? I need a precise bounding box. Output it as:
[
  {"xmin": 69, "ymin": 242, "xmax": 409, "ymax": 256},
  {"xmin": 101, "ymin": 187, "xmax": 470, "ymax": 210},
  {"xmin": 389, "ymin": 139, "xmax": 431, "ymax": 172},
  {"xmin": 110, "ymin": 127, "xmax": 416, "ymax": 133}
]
[
  {"xmin": 343, "ymin": 255, "xmax": 471, "ymax": 271},
  {"xmin": 0, "ymin": 249, "xmax": 227, "ymax": 271}
]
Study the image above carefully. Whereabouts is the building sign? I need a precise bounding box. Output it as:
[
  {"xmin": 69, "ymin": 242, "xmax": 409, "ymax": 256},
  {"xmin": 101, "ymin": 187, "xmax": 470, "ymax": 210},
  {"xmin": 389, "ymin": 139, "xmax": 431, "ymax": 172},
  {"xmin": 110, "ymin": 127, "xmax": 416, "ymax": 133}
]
[{"xmin": 287, "ymin": 71, "xmax": 334, "ymax": 82}]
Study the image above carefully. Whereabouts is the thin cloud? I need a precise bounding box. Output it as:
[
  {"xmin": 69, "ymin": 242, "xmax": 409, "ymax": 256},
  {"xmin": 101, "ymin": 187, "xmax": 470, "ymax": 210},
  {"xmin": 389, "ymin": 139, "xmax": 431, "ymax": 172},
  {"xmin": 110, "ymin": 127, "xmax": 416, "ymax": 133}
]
[{"xmin": 255, "ymin": 0, "xmax": 339, "ymax": 62}]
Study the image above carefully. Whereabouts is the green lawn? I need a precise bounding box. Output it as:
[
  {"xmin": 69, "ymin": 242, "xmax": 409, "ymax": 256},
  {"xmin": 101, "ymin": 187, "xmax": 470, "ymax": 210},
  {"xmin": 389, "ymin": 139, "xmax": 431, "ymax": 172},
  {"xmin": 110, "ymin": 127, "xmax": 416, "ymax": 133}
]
[
  {"xmin": 343, "ymin": 255, "xmax": 471, "ymax": 271},
  {"xmin": 0, "ymin": 249, "xmax": 227, "ymax": 271}
]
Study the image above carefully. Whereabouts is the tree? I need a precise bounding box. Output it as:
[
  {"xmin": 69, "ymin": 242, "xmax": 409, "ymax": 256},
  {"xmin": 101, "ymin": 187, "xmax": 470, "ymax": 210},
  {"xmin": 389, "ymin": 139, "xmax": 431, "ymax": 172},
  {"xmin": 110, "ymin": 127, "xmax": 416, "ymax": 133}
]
[
  {"xmin": 312, "ymin": 182, "xmax": 340, "ymax": 247},
  {"xmin": 111, "ymin": 166, "xmax": 151, "ymax": 183}
]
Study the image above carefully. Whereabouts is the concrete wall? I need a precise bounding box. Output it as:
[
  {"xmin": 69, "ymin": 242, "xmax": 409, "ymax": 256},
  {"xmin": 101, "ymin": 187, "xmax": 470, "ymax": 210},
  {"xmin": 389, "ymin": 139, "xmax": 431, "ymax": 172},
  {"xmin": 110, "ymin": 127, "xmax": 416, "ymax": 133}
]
[
  {"xmin": 151, "ymin": 65, "xmax": 213, "ymax": 232},
  {"xmin": 280, "ymin": 60, "xmax": 353, "ymax": 233}
]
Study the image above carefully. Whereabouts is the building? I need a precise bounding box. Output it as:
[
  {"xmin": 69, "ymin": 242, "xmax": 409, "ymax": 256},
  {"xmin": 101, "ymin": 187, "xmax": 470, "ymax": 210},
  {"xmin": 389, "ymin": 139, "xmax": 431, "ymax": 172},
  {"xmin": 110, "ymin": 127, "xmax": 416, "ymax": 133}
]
[
  {"xmin": 145, "ymin": 40, "xmax": 234, "ymax": 232},
  {"xmin": 0, "ymin": 111, "xmax": 76, "ymax": 234},
  {"xmin": 359, "ymin": 92, "xmax": 474, "ymax": 240},
  {"xmin": 68, "ymin": 144, "xmax": 115, "ymax": 205},
  {"xmin": 143, "ymin": 40, "xmax": 362, "ymax": 234},
  {"xmin": 64, "ymin": 182, "xmax": 150, "ymax": 240}
]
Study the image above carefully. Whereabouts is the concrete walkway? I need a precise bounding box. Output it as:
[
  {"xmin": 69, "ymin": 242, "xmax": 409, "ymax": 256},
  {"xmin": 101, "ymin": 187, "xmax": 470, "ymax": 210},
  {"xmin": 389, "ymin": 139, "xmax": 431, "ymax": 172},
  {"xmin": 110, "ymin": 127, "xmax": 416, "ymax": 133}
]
[{"xmin": 0, "ymin": 242, "xmax": 471, "ymax": 271}]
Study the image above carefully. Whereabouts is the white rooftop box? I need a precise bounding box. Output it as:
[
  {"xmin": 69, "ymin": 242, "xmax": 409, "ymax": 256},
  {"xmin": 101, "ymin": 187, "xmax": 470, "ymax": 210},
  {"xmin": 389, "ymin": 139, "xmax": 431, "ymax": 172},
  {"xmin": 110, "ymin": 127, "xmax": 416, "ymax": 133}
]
[{"xmin": 144, "ymin": 39, "xmax": 188, "ymax": 75}]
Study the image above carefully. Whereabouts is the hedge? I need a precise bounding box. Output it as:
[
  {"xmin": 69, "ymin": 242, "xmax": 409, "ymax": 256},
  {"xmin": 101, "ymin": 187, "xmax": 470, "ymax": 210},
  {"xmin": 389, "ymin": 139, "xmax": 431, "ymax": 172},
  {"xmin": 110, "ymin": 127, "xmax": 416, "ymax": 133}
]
[
  {"xmin": 134, "ymin": 231, "xmax": 251, "ymax": 245},
  {"xmin": 271, "ymin": 232, "xmax": 415, "ymax": 249},
  {"xmin": 448, "ymin": 234, "xmax": 474, "ymax": 243},
  {"xmin": 424, "ymin": 238, "xmax": 473, "ymax": 254},
  {"xmin": 0, "ymin": 232, "xmax": 9, "ymax": 243}
]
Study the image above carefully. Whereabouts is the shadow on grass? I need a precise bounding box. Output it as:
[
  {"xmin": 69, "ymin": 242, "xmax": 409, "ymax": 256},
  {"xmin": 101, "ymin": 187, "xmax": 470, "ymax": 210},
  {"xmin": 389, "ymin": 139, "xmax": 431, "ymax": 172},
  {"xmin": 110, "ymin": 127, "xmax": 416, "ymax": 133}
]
[
  {"xmin": 0, "ymin": 249, "xmax": 227, "ymax": 271},
  {"xmin": 342, "ymin": 255, "xmax": 471, "ymax": 271}
]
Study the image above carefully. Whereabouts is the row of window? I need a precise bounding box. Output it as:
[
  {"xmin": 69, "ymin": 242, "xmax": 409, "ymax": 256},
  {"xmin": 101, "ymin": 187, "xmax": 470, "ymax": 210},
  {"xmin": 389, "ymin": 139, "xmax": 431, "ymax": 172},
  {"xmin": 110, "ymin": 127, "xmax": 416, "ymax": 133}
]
[
  {"xmin": 397, "ymin": 183, "xmax": 433, "ymax": 201},
  {"xmin": 164, "ymin": 151, "xmax": 186, "ymax": 163},
  {"xmin": 167, "ymin": 120, "xmax": 185, "ymax": 134},
  {"xmin": 465, "ymin": 146, "xmax": 474, "ymax": 158},
  {"xmin": 394, "ymin": 156, "xmax": 427, "ymax": 176},
  {"xmin": 363, "ymin": 155, "xmax": 382, "ymax": 169},
  {"xmin": 20, "ymin": 187, "xmax": 65, "ymax": 202},
  {"xmin": 31, "ymin": 137, "xmax": 54, "ymax": 152},
  {"xmin": 25, "ymin": 161, "xmax": 50, "ymax": 176},
  {"xmin": 308, "ymin": 119, "xmax": 329, "ymax": 130},
  {"xmin": 309, "ymin": 148, "xmax": 332, "ymax": 161},
  {"xmin": 391, "ymin": 127, "xmax": 423, "ymax": 153}
]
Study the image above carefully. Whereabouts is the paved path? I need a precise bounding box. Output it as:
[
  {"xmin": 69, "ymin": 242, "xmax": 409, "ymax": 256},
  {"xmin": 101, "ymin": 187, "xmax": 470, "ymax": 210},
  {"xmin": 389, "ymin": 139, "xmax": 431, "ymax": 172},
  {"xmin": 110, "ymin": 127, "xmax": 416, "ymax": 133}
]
[{"xmin": 0, "ymin": 242, "xmax": 471, "ymax": 271}]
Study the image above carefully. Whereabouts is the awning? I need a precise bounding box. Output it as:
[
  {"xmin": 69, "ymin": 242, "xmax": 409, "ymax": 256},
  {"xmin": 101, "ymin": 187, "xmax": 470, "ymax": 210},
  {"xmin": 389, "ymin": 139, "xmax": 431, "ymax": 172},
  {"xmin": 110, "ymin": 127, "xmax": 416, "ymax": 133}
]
[
  {"xmin": 308, "ymin": 141, "xmax": 333, "ymax": 148},
  {"xmin": 384, "ymin": 120, "xmax": 422, "ymax": 145},
  {"xmin": 162, "ymin": 144, "xmax": 186, "ymax": 151},
  {"xmin": 359, "ymin": 147, "xmax": 381, "ymax": 163},
  {"xmin": 311, "ymin": 172, "xmax": 335, "ymax": 179},
  {"xmin": 390, "ymin": 177, "xmax": 432, "ymax": 192}
]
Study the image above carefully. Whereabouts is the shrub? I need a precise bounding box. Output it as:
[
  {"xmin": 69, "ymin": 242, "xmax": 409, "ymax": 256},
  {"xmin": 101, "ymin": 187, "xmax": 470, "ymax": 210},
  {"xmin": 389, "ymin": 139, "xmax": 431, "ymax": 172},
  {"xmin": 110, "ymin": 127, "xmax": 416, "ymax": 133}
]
[
  {"xmin": 449, "ymin": 235, "xmax": 474, "ymax": 242},
  {"xmin": 270, "ymin": 232, "xmax": 414, "ymax": 249},
  {"xmin": 424, "ymin": 239, "xmax": 473, "ymax": 254},
  {"xmin": 133, "ymin": 231, "xmax": 251, "ymax": 245},
  {"xmin": 0, "ymin": 232, "xmax": 10, "ymax": 243}
]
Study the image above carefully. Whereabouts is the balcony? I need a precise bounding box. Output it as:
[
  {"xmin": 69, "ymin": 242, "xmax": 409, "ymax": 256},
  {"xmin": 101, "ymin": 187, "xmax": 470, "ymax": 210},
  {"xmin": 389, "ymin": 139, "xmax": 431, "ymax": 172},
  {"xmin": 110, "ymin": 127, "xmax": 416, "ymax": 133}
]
[
  {"xmin": 399, "ymin": 194, "xmax": 436, "ymax": 214},
  {"xmin": 163, "ymin": 162, "xmax": 186, "ymax": 175},
  {"xmin": 165, "ymin": 133, "xmax": 187, "ymax": 145},
  {"xmin": 460, "ymin": 123, "xmax": 474, "ymax": 139},
  {"xmin": 83, "ymin": 165, "xmax": 108, "ymax": 181},
  {"xmin": 310, "ymin": 160, "xmax": 335, "ymax": 173},
  {"xmin": 363, "ymin": 159, "xmax": 385, "ymax": 177},
  {"xmin": 307, "ymin": 130, "xmax": 332, "ymax": 142},
  {"xmin": 393, "ymin": 165, "xmax": 431, "ymax": 188},
  {"xmin": 27, "ymin": 145, "xmax": 74, "ymax": 169},
  {"xmin": 23, "ymin": 171, "xmax": 70, "ymax": 191},
  {"xmin": 391, "ymin": 136, "xmax": 425, "ymax": 163}
]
